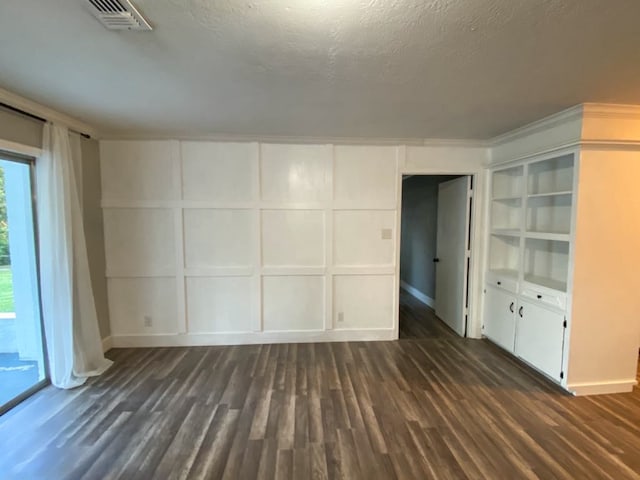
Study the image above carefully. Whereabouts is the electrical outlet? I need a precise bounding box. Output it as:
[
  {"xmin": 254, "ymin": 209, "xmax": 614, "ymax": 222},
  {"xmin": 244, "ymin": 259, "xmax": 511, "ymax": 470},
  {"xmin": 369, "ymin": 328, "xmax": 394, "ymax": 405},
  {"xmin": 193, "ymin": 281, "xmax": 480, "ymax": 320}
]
[
  {"xmin": 381, "ymin": 228, "xmax": 393, "ymax": 240},
  {"xmin": 338, "ymin": 312, "xmax": 344, "ymax": 323},
  {"xmin": 143, "ymin": 315, "xmax": 153, "ymax": 327}
]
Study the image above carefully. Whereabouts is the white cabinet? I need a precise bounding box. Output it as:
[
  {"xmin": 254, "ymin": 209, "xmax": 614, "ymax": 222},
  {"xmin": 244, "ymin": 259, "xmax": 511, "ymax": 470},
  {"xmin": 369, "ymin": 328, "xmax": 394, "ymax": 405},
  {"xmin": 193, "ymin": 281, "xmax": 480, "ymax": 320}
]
[
  {"xmin": 483, "ymin": 286, "xmax": 516, "ymax": 352},
  {"xmin": 514, "ymin": 300, "xmax": 566, "ymax": 381},
  {"xmin": 484, "ymin": 152, "xmax": 574, "ymax": 385},
  {"xmin": 484, "ymin": 284, "xmax": 566, "ymax": 381}
]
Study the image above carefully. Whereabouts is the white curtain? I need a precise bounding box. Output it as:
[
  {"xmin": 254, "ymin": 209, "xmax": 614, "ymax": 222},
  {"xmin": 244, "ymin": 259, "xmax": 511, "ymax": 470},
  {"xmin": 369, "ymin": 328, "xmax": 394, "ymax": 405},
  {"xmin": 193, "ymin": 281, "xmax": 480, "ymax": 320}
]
[{"xmin": 37, "ymin": 123, "xmax": 112, "ymax": 389}]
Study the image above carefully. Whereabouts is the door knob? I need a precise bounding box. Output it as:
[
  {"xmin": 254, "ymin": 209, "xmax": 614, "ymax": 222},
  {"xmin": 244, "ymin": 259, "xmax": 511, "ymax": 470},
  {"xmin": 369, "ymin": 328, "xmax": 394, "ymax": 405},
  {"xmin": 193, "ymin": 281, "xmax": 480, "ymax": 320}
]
[
  {"xmin": 433, "ymin": 258, "xmax": 440, "ymax": 263},
  {"xmin": 518, "ymin": 306, "xmax": 524, "ymax": 318},
  {"xmin": 509, "ymin": 302, "xmax": 514, "ymax": 313}
]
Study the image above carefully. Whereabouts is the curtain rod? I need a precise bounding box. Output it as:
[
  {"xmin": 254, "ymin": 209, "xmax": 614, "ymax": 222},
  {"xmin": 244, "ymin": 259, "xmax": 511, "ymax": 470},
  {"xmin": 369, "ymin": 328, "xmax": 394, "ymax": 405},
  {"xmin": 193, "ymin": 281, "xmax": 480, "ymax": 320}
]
[{"xmin": 0, "ymin": 102, "xmax": 91, "ymax": 139}]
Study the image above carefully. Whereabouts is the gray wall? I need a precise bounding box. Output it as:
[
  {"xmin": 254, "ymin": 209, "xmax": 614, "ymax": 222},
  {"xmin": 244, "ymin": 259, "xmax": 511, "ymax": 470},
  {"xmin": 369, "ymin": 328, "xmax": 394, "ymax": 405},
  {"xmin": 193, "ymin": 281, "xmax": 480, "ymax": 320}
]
[
  {"xmin": 400, "ymin": 175, "xmax": 459, "ymax": 300},
  {"xmin": 80, "ymin": 138, "xmax": 110, "ymax": 339},
  {"xmin": 0, "ymin": 106, "xmax": 111, "ymax": 339},
  {"xmin": 0, "ymin": 107, "xmax": 43, "ymax": 148}
]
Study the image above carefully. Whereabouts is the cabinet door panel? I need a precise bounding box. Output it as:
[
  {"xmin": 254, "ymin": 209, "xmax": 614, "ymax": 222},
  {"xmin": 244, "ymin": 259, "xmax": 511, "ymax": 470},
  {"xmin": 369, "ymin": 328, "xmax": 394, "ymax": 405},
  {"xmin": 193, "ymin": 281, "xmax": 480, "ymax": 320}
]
[
  {"xmin": 484, "ymin": 286, "xmax": 516, "ymax": 352},
  {"xmin": 515, "ymin": 299, "xmax": 565, "ymax": 381}
]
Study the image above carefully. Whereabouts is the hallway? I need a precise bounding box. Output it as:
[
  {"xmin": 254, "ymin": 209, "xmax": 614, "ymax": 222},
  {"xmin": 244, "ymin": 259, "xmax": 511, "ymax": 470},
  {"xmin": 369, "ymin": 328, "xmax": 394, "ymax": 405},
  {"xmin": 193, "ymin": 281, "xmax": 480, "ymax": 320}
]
[{"xmin": 398, "ymin": 289, "xmax": 458, "ymax": 340}]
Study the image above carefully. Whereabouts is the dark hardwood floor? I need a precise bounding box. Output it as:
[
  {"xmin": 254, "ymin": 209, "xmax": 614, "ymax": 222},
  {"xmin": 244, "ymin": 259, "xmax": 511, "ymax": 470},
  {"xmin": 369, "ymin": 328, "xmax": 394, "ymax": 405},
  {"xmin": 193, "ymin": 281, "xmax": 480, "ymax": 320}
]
[
  {"xmin": 1, "ymin": 293, "xmax": 639, "ymax": 479},
  {"xmin": 398, "ymin": 290, "xmax": 458, "ymax": 340}
]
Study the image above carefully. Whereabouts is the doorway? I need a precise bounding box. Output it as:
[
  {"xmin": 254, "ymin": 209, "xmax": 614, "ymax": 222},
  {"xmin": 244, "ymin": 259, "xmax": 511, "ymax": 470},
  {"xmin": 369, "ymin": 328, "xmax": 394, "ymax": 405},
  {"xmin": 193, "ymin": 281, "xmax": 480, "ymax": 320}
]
[
  {"xmin": 0, "ymin": 153, "xmax": 47, "ymax": 414},
  {"xmin": 399, "ymin": 175, "xmax": 473, "ymax": 339}
]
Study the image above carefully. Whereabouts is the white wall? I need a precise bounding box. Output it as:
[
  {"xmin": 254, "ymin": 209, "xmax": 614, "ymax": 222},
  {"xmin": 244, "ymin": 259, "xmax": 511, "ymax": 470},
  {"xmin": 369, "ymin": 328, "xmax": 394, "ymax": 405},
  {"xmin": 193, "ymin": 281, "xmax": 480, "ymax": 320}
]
[
  {"xmin": 567, "ymin": 148, "xmax": 640, "ymax": 392},
  {"xmin": 101, "ymin": 140, "xmax": 488, "ymax": 346}
]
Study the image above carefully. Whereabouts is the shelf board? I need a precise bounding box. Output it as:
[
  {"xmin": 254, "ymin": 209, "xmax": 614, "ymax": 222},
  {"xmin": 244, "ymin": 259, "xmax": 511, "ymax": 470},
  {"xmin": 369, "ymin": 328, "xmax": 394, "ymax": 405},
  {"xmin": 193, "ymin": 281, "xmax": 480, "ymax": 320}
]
[
  {"xmin": 491, "ymin": 229, "xmax": 521, "ymax": 237},
  {"xmin": 524, "ymin": 232, "xmax": 570, "ymax": 241},
  {"xmin": 492, "ymin": 195, "xmax": 522, "ymax": 202},
  {"xmin": 527, "ymin": 191, "xmax": 572, "ymax": 199},
  {"xmin": 523, "ymin": 275, "xmax": 567, "ymax": 292},
  {"xmin": 488, "ymin": 268, "xmax": 519, "ymax": 279}
]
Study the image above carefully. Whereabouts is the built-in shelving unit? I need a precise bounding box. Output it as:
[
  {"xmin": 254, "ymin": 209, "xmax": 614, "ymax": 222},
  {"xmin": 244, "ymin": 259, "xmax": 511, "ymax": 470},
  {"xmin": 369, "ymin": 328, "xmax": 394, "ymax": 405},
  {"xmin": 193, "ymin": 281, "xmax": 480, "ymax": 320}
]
[
  {"xmin": 492, "ymin": 165, "xmax": 524, "ymax": 199},
  {"xmin": 487, "ymin": 155, "xmax": 574, "ymax": 292},
  {"xmin": 483, "ymin": 104, "xmax": 640, "ymax": 397},
  {"xmin": 484, "ymin": 151, "xmax": 575, "ymax": 385},
  {"xmin": 523, "ymin": 238, "xmax": 570, "ymax": 292},
  {"xmin": 488, "ymin": 165, "xmax": 524, "ymax": 281},
  {"xmin": 488, "ymin": 234, "xmax": 520, "ymax": 276},
  {"xmin": 527, "ymin": 154, "xmax": 574, "ymax": 196},
  {"xmin": 526, "ymin": 193, "xmax": 572, "ymax": 235}
]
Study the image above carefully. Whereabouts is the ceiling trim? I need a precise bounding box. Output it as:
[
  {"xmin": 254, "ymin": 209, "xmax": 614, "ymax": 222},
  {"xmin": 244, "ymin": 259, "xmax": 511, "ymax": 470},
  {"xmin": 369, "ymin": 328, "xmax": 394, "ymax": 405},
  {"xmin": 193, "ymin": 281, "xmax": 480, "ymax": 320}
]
[
  {"xmin": 0, "ymin": 87, "xmax": 98, "ymax": 138},
  {"xmin": 98, "ymin": 132, "xmax": 489, "ymax": 148},
  {"xmin": 582, "ymin": 103, "xmax": 640, "ymax": 118},
  {"xmin": 580, "ymin": 139, "xmax": 640, "ymax": 151},
  {"xmin": 489, "ymin": 104, "xmax": 584, "ymax": 147}
]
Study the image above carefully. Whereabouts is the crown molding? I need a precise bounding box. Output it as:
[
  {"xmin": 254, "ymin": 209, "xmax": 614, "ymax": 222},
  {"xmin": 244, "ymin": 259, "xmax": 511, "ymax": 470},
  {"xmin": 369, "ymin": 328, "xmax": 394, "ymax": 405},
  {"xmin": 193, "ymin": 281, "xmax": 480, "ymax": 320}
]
[
  {"xmin": 489, "ymin": 104, "xmax": 584, "ymax": 147},
  {"xmin": 99, "ymin": 131, "xmax": 489, "ymax": 148},
  {"xmin": 582, "ymin": 103, "xmax": 640, "ymax": 119},
  {"xmin": 0, "ymin": 87, "xmax": 98, "ymax": 138},
  {"xmin": 580, "ymin": 139, "xmax": 640, "ymax": 151},
  {"xmin": 419, "ymin": 138, "xmax": 489, "ymax": 148},
  {"xmin": 99, "ymin": 132, "xmax": 423, "ymax": 145}
]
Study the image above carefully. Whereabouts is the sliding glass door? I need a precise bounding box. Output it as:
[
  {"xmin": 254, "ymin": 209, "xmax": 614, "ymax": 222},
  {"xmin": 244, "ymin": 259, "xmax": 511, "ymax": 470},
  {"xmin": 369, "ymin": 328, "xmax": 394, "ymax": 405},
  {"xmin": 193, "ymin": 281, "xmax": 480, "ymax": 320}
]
[{"xmin": 0, "ymin": 155, "xmax": 47, "ymax": 414}]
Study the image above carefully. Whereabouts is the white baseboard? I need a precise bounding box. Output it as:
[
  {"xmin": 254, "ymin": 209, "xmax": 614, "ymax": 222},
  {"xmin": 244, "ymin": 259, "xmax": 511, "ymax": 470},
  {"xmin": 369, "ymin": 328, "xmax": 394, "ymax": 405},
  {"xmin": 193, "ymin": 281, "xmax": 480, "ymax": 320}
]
[
  {"xmin": 400, "ymin": 281, "xmax": 435, "ymax": 308},
  {"xmin": 111, "ymin": 328, "xmax": 396, "ymax": 348},
  {"xmin": 568, "ymin": 378, "xmax": 638, "ymax": 396},
  {"xmin": 101, "ymin": 336, "xmax": 113, "ymax": 353}
]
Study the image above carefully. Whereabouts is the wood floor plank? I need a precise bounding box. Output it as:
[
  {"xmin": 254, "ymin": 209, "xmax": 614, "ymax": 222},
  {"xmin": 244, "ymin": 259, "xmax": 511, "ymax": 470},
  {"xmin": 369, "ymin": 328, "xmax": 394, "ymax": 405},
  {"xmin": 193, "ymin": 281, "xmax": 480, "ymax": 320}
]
[{"xmin": 0, "ymin": 290, "xmax": 638, "ymax": 479}]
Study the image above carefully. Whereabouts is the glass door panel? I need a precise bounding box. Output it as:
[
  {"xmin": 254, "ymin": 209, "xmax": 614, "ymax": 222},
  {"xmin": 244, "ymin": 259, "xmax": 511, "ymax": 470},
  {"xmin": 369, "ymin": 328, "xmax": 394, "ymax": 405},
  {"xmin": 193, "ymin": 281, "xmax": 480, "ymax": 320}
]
[{"xmin": 0, "ymin": 157, "xmax": 47, "ymax": 412}]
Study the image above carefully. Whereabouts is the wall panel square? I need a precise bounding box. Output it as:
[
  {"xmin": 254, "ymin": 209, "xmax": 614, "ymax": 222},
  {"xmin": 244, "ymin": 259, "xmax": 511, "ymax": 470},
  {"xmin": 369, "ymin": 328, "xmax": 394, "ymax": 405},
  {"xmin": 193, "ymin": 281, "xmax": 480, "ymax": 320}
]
[
  {"xmin": 182, "ymin": 142, "xmax": 257, "ymax": 203},
  {"xmin": 260, "ymin": 144, "xmax": 331, "ymax": 203},
  {"xmin": 333, "ymin": 275, "xmax": 394, "ymax": 329},
  {"xmin": 186, "ymin": 277, "xmax": 254, "ymax": 333},
  {"xmin": 101, "ymin": 141, "xmax": 176, "ymax": 201},
  {"xmin": 334, "ymin": 146, "xmax": 397, "ymax": 207},
  {"xmin": 263, "ymin": 276, "xmax": 324, "ymax": 331},
  {"xmin": 108, "ymin": 277, "xmax": 178, "ymax": 334},
  {"xmin": 184, "ymin": 209, "xmax": 254, "ymax": 268},
  {"xmin": 104, "ymin": 208, "xmax": 175, "ymax": 274},
  {"xmin": 333, "ymin": 210, "xmax": 395, "ymax": 266},
  {"xmin": 262, "ymin": 210, "xmax": 325, "ymax": 266}
]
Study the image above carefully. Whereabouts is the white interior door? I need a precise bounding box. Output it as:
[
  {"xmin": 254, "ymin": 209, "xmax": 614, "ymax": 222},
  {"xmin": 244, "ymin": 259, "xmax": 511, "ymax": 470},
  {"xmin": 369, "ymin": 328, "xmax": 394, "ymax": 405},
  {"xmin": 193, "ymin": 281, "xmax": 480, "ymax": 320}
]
[{"xmin": 435, "ymin": 176, "xmax": 471, "ymax": 336}]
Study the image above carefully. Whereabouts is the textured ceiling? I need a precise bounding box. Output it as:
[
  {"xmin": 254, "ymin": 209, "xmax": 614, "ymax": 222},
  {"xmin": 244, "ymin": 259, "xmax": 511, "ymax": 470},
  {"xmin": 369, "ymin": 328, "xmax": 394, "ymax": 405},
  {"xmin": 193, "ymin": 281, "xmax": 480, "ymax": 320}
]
[{"xmin": 1, "ymin": 0, "xmax": 640, "ymax": 139}]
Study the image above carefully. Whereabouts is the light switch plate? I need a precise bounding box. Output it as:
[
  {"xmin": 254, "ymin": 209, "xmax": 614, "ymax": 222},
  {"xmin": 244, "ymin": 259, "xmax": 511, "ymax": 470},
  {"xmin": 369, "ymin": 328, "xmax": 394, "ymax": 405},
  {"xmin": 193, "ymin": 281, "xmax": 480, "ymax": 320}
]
[{"xmin": 381, "ymin": 228, "xmax": 393, "ymax": 240}]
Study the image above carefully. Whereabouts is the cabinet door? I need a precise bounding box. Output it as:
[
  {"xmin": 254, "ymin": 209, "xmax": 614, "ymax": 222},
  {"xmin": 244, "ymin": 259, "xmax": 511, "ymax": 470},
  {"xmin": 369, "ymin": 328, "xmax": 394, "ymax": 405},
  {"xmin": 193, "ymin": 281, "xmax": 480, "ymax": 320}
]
[
  {"xmin": 515, "ymin": 299, "xmax": 565, "ymax": 381},
  {"xmin": 483, "ymin": 286, "xmax": 516, "ymax": 352}
]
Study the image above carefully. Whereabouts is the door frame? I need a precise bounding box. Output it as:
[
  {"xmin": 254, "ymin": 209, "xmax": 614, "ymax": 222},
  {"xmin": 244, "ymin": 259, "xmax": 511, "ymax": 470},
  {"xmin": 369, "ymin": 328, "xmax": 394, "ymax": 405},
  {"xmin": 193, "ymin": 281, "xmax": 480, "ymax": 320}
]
[
  {"xmin": 0, "ymin": 142, "xmax": 50, "ymax": 416},
  {"xmin": 434, "ymin": 175, "xmax": 472, "ymax": 336},
  {"xmin": 395, "ymin": 166, "xmax": 487, "ymax": 340}
]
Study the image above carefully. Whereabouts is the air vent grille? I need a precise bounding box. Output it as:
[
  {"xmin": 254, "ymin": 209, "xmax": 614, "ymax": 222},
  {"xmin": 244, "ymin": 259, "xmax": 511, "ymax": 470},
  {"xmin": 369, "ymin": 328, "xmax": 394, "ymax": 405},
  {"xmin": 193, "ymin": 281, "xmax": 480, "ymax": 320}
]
[{"xmin": 85, "ymin": 0, "xmax": 152, "ymax": 31}]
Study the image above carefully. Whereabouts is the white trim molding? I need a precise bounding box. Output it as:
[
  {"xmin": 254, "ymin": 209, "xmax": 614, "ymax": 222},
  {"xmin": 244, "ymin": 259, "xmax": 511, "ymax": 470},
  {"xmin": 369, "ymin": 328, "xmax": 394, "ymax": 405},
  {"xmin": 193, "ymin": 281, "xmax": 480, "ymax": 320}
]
[
  {"xmin": 0, "ymin": 139, "xmax": 42, "ymax": 158},
  {"xmin": 581, "ymin": 103, "xmax": 640, "ymax": 118},
  {"xmin": 489, "ymin": 103, "xmax": 640, "ymax": 165},
  {"xmin": 99, "ymin": 132, "xmax": 488, "ymax": 149},
  {"xmin": 568, "ymin": 379, "xmax": 638, "ymax": 396},
  {"xmin": 101, "ymin": 336, "xmax": 113, "ymax": 353},
  {"xmin": 111, "ymin": 328, "xmax": 395, "ymax": 348},
  {"xmin": 490, "ymin": 105, "xmax": 584, "ymax": 147},
  {"xmin": 400, "ymin": 281, "xmax": 435, "ymax": 308}
]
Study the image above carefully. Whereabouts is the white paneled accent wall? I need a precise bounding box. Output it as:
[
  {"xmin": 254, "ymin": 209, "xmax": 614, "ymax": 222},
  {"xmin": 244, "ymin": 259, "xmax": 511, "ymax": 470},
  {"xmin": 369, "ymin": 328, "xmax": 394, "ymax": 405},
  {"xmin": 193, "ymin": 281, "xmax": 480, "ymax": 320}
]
[{"xmin": 101, "ymin": 141, "xmax": 409, "ymax": 346}]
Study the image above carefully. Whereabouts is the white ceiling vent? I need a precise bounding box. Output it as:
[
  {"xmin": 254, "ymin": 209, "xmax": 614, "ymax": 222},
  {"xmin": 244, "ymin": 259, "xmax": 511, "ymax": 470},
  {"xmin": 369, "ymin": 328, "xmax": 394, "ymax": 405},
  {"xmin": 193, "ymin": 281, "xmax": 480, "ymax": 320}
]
[{"xmin": 85, "ymin": 0, "xmax": 152, "ymax": 31}]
